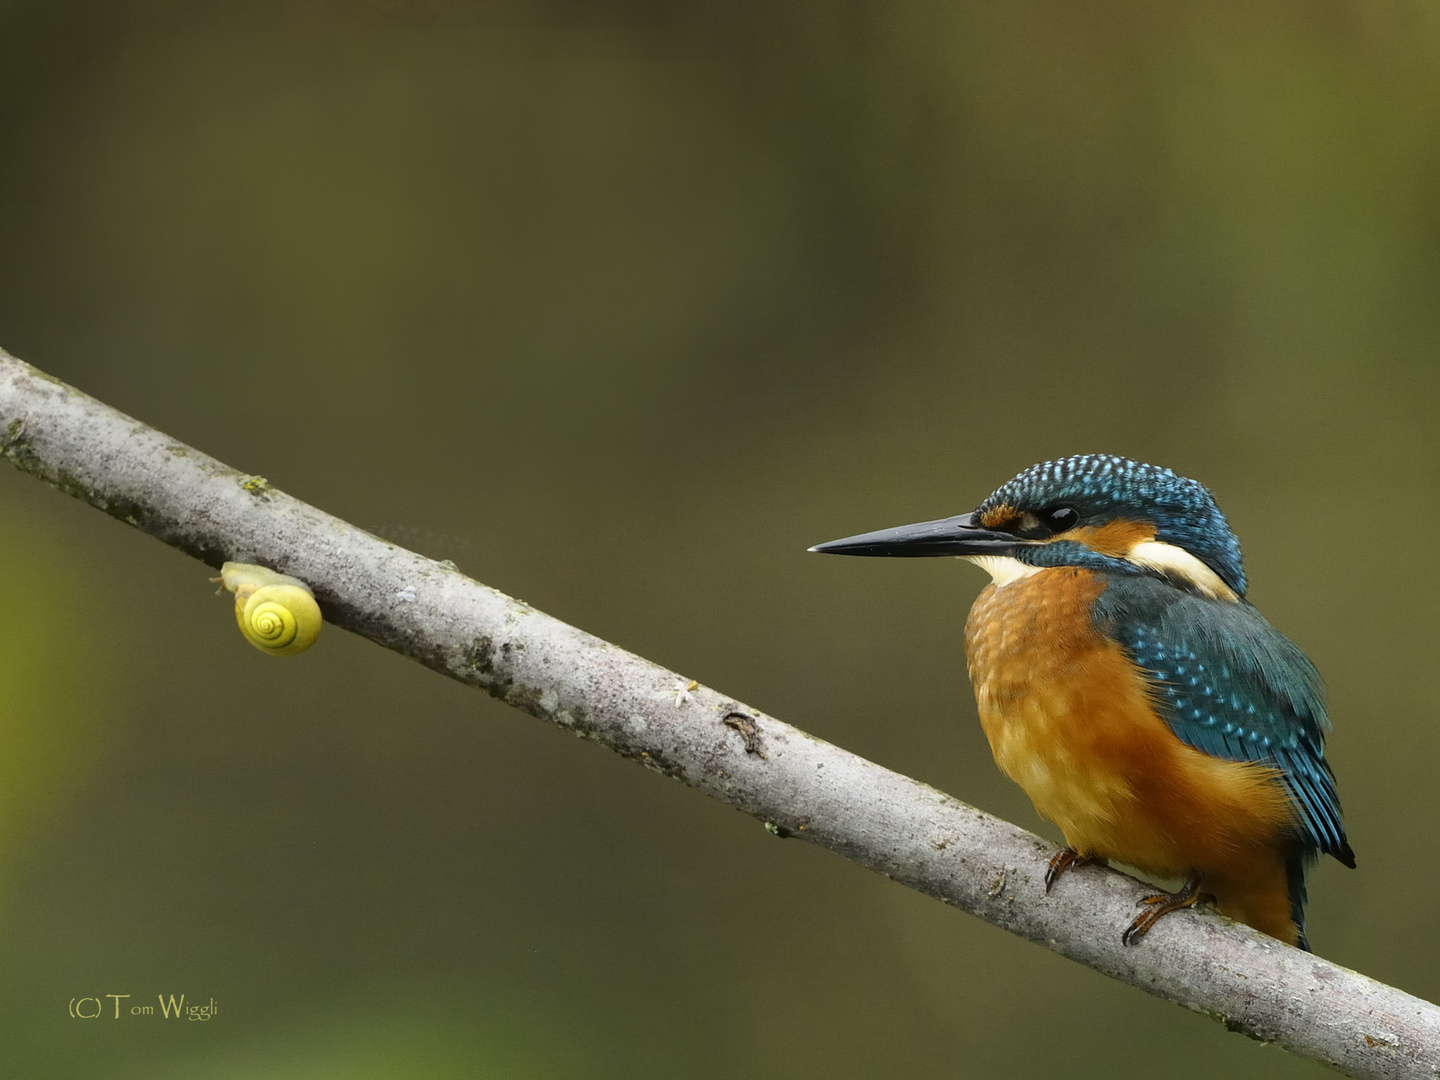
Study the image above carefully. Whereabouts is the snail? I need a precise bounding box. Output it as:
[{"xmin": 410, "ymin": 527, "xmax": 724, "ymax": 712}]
[{"xmin": 214, "ymin": 562, "xmax": 322, "ymax": 657}]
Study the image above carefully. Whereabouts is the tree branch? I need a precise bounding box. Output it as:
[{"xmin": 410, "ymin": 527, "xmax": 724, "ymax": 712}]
[{"xmin": 0, "ymin": 347, "xmax": 1431, "ymax": 1078}]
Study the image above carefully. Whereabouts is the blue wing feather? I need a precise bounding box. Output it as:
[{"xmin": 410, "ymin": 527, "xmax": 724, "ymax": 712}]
[{"xmin": 1092, "ymin": 575, "xmax": 1354, "ymax": 868}]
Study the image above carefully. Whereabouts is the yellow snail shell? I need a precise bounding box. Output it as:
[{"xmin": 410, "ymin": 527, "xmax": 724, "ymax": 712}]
[{"xmin": 215, "ymin": 562, "xmax": 322, "ymax": 657}]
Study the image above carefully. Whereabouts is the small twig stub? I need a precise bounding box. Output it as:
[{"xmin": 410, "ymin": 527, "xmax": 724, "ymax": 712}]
[{"xmin": 723, "ymin": 712, "xmax": 767, "ymax": 759}]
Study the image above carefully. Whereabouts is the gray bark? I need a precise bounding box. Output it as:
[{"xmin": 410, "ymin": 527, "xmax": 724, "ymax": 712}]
[{"xmin": 0, "ymin": 347, "xmax": 1432, "ymax": 1078}]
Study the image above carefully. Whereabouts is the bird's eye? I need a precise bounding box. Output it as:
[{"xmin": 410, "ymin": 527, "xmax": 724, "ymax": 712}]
[{"xmin": 1044, "ymin": 506, "xmax": 1080, "ymax": 533}]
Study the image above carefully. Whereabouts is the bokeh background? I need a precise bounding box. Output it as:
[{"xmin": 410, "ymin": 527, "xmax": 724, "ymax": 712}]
[{"xmin": 1, "ymin": 2, "xmax": 1437, "ymax": 1076}]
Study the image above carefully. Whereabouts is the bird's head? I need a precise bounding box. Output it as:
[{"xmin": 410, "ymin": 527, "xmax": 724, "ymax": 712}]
[{"xmin": 811, "ymin": 454, "xmax": 1246, "ymax": 600}]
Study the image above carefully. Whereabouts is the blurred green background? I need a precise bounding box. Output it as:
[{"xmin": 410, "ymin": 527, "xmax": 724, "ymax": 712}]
[{"xmin": 1, "ymin": 2, "xmax": 1437, "ymax": 1076}]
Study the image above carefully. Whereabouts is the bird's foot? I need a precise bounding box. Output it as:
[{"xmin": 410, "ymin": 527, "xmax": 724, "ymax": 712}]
[
  {"xmin": 1122, "ymin": 874, "xmax": 1215, "ymax": 946},
  {"xmin": 1044, "ymin": 848, "xmax": 1106, "ymax": 893}
]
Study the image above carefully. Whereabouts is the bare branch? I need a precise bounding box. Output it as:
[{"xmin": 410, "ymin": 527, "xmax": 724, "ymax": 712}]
[{"xmin": 0, "ymin": 347, "xmax": 1432, "ymax": 1078}]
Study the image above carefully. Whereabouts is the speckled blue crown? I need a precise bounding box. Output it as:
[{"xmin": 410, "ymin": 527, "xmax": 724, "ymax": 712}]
[{"xmin": 977, "ymin": 454, "xmax": 1247, "ymax": 595}]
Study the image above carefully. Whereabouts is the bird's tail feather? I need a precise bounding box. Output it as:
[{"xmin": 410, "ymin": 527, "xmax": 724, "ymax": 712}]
[{"xmin": 1286, "ymin": 846, "xmax": 1312, "ymax": 952}]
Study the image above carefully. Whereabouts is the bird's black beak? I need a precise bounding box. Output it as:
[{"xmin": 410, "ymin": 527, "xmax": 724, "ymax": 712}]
[{"xmin": 808, "ymin": 512, "xmax": 1022, "ymax": 558}]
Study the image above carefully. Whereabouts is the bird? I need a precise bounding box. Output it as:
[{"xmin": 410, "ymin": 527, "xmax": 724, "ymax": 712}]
[{"xmin": 810, "ymin": 453, "xmax": 1353, "ymax": 949}]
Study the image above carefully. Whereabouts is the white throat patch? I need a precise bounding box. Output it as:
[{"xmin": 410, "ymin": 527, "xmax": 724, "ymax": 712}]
[{"xmin": 962, "ymin": 555, "xmax": 1044, "ymax": 587}]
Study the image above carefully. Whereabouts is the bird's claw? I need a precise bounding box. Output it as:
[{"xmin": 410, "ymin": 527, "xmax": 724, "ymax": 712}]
[
  {"xmin": 1044, "ymin": 848, "xmax": 1105, "ymax": 893},
  {"xmin": 1122, "ymin": 874, "xmax": 1213, "ymax": 945}
]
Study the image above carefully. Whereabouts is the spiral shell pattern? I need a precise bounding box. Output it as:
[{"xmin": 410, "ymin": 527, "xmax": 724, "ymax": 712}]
[
  {"xmin": 218, "ymin": 562, "xmax": 323, "ymax": 657},
  {"xmin": 237, "ymin": 586, "xmax": 316, "ymax": 655}
]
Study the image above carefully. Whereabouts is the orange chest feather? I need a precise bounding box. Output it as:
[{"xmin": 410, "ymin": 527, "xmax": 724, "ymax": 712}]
[
  {"xmin": 964, "ymin": 567, "xmax": 1129, "ymax": 742},
  {"xmin": 963, "ymin": 570, "xmax": 1145, "ymax": 833}
]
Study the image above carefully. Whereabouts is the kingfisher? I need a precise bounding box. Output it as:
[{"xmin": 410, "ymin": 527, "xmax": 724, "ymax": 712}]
[{"xmin": 811, "ymin": 454, "xmax": 1353, "ymax": 949}]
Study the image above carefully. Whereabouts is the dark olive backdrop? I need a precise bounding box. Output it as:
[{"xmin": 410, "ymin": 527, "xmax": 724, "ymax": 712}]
[{"xmin": 1, "ymin": 3, "xmax": 1437, "ymax": 1077}]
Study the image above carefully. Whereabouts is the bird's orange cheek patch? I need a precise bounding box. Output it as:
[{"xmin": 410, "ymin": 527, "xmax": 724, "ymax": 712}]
[{"xmin": 1059, "ymin": 520, "xmax": 1154, "ymax": 557}]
